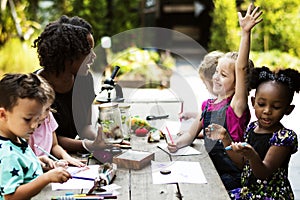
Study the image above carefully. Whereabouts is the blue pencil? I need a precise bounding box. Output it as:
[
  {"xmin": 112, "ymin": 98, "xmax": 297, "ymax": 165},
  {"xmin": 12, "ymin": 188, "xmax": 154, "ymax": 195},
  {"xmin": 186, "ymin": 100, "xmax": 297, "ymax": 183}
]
[
  {"xmin": 225, "ymin": 142, "xmax": 248, "ymax": 151},
  {"xmin": 72, "ymin": 176, "xmax": 95, "ymax": 181}
]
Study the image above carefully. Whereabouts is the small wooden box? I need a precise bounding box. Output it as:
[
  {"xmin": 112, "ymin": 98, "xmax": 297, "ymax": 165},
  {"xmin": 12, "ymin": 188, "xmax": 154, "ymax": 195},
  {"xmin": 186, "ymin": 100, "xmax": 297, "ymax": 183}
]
[{"xmin": 113, "ymin": 150, "xmax": 154, "ymax": 170}]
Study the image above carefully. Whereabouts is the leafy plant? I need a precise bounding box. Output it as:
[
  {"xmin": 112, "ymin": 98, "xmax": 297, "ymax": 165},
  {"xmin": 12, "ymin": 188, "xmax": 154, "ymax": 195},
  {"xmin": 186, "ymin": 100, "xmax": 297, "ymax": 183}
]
[
  {"xmin": 251, "ymin": 50, "xmax": 300, "ymax": 71},
  {"xmin": 110, "ymin": 47, "xmax": 175, "ymax": 83},
  {"xmin": 0, "ymin": 38, "xmax": 40, "ymax": 77},
  {"xmin": 241, "ymin": 0, "xmax": 300, "ymax": 57},
  {"xmin": 209, "ymin": 0, "xmax": 239, "ymax": 52}
]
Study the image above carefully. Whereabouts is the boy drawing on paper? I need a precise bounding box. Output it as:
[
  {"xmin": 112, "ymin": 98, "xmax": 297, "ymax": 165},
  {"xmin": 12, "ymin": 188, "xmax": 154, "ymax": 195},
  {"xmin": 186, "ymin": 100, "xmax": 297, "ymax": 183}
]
[{"xmin": 0, "ymin": 73, "xmax": 71, "ymax": 199}]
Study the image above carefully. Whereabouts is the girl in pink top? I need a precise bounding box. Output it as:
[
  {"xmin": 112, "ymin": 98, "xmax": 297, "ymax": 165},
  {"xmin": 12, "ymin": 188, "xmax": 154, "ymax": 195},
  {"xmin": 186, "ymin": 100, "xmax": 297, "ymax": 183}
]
[
  {"xmin": 29, "ymin": 112, "xmax": 57, "ymax": 156},
  {"xmin": 168, "ymin": 3, "xmax": 262, "ymax": 190},
  {"xmin": 28, "ymin": 76, "xmax": 85, "ymax": 169}
]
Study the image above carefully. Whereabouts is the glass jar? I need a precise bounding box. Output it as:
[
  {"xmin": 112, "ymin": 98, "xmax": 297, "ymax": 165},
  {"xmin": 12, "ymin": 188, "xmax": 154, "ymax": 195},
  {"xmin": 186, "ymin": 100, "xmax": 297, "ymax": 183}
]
[
  {"xmin": 119, "ymin": 104, "xmax": 131, "ymax": 140},
  {"xmin": 98, "ymin": 103, "xmax": 123, "ymax": 143}
]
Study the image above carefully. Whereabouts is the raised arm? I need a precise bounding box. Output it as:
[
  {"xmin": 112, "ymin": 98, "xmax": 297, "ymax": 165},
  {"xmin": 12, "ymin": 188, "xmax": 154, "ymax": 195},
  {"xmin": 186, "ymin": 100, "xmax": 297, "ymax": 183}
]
[{"xmin": 231, "ymin": 3, "xmax": 262, "ymax": 117}]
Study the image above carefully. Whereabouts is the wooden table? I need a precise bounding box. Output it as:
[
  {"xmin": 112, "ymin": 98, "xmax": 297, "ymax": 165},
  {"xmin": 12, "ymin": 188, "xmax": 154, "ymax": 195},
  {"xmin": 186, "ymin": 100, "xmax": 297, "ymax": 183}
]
[{"xmin": 34, "ymin": 134, "xmax": 230, "ymax": 200}]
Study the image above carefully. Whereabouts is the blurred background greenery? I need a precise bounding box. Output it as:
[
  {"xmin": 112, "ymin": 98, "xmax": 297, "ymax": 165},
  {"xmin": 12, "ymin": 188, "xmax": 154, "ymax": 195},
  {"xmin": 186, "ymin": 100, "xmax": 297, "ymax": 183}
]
[{"xmin": 0, "ymin": 0, "xmax": 300, "ymax": 77}]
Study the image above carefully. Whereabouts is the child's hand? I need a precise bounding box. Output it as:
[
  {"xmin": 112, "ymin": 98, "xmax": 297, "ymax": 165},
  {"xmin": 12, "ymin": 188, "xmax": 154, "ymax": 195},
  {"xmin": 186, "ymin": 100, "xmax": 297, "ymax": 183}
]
[
  {"xmin": 39, "ymin": 155, "xmax": 56, "ymax": 171},
  {"xmin": 205, "ymin": 123, "xmax": 227, "ymax": 140},
  {"xmin": 180, "ymin": 112, "xmax": 197, "ymax": 121},
  {"xmin": 55, "ymin": 160, "xmax": 68, "ymax": 168},
  {"xmin": 167, "ymin": 142, "xmax": 178, "ymax": 153},
  {"xmin": 65, "ymin": 157, "xmax": 86, "ymax": 167},
  {"xmin": 229, "ymin": 142, "xmax": 255, "ymax": 159},
  {"xmin": 238, "ymin": 3, "xmax": 263, "ymax": 33},
  {"xmin": 45, "ymin": 167, "xmax": 71, "ymax": 184}
]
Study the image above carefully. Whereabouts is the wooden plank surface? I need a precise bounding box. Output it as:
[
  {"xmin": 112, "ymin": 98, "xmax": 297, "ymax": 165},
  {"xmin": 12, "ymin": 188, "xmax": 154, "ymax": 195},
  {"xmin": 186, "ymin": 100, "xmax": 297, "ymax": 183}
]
[
  {"xmin": 128, "ymin": 135, "xmax": 230, "ymax": 200},
  {"xmin": 34, "ymin": 135, "xmax": 230, "ymax": 200}
]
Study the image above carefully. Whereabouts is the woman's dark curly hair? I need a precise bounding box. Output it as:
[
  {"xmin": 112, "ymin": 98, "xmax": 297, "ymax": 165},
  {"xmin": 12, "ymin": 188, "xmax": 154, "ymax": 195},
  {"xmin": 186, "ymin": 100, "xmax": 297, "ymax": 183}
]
[
  {"xmin": 249, "ymin": 66, "xmax": 300, "ymax": 103},
  {"xmin": 33, "ymin": 15, "xmax": 93, "ymax": 75}
]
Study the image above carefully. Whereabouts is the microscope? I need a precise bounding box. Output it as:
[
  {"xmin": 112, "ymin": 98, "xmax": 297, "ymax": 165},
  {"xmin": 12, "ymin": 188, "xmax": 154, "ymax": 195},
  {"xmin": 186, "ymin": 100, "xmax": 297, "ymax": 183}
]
[{"xmin": 97, "ymin": 66, "xmax": 124, "ymax": 103}]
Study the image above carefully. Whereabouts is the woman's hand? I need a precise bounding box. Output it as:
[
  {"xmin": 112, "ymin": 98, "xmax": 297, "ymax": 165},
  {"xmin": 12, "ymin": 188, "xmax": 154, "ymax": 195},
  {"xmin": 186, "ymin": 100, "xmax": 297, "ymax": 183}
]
[{"xmin": 82, "ymin": 125, "xmax": 109, "ymax": 152}]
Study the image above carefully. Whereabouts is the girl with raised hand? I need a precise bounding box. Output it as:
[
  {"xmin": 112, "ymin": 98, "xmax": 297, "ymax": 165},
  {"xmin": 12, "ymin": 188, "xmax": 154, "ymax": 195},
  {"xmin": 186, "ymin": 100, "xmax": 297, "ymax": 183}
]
[
  {"xmin": 207, "ymin": 67, "xmax": 300, "ymax": 199},
  {"xmin": 168, "ymin": 3, "xmax": 262, "ymax": 190}
]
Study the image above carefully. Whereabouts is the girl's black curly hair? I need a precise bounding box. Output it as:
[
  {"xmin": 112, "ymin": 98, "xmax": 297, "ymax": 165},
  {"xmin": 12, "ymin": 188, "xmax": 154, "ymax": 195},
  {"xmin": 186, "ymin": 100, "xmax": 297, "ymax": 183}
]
[
  {"xmin": 249, "ymin": 66, "xmax": 300, "ymax": 103},
  {"xmin": 33, "ymin": 15, "xmax": 93, "ymax": 75}
]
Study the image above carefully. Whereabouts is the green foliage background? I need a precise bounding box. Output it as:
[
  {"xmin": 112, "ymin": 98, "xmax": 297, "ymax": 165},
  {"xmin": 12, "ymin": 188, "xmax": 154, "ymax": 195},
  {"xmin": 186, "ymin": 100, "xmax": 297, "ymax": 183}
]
[
  {"xmin": 0, "ymin": 0, "xmax": 141, "ymax": 76},
  {"xmin": 251, "ymin": 0, "xmax": 300, "ymax": 56},
  {"xmin": 209, "ymin": 0, "xmax": 239, "ymax": 52},
  {"xmin": 208, "ymin": 0, "xmax": 300, "ymax": 71},
  {"xmin": 1, "ymin": 0, "xmax": 300, "ymax": 76}
]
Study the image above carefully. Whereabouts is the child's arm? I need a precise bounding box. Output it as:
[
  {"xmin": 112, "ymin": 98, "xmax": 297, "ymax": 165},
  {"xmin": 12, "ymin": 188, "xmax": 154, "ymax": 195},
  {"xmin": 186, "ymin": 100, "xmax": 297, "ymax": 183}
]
[
  {"xmin": 206, "ymin": 123, "xmax": 245, "ymax": 169},
  {"xmin": 231, "ymin": 3, "xmax": 262, "ymax": 117},
  {"xmin": 229, "ymin": 143, "xmax": 293, "ymax": 179},
  {"xmin": 51, "ymin": 132, "xmax": 86, "ymax": 167},
  {"xmin": 207, "ymin": 123, "xmax": 295, "ymax": 178},
  {"xmin": 3, "ymin": 167, "xmax": 71, "ymax": 199},
  {"xmin": 168, "ymin": 111, "xmax": 203, "ymax": 153},
  {"xmin": 245, "ymin": 145, "xmax": 293, "ymax": 179}
]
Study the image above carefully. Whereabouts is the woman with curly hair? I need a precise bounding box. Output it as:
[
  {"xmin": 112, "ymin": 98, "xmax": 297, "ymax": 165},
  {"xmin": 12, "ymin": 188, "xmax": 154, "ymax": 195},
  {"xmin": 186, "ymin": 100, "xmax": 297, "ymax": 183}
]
[{"xmin": 33, "ymin": 16, "xmax": 106, "ymax": 154}]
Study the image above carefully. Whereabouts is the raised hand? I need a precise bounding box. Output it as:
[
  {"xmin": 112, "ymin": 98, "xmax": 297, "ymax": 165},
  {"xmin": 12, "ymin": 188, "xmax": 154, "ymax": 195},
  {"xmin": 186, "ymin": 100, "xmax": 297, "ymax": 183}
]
[{"xmin": 238, "ymin": 3, "xmax": 263, "ymax": 33}]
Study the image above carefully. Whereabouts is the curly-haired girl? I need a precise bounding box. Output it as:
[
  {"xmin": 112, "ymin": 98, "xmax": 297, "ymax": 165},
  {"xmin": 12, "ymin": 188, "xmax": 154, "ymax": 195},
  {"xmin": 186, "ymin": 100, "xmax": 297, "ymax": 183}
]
[{"xmin": 207, "ymin": 66, "xmax": 300, "ymax": 199}]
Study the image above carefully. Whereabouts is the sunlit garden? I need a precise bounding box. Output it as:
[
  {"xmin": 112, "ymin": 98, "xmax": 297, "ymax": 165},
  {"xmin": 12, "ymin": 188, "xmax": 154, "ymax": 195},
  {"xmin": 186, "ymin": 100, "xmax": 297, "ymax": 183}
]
[{"xmin": 1, "ymin": 0, "xmax": 300, "ymax": 78}]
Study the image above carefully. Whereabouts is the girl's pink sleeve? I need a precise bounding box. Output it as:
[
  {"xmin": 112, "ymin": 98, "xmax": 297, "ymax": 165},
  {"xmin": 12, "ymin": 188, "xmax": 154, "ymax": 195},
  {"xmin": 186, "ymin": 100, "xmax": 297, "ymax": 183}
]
[{"xmin": 226, "ymin": 106, "xmax": 250, "ymax": 142}]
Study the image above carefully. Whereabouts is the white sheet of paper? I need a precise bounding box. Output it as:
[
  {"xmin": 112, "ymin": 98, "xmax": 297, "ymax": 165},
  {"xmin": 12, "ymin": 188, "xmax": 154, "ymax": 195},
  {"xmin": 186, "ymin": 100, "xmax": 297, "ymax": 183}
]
[
  {"xmin": 51, "ymin": 165, "xmax": 99, "ymax": 190},
  {"xmin": 158, "ymin": 143, "xmax": 201, "ymax": 156},
  {"xmin": 151, "ymin": 161, "xmax": 207, "ymax": 184}
]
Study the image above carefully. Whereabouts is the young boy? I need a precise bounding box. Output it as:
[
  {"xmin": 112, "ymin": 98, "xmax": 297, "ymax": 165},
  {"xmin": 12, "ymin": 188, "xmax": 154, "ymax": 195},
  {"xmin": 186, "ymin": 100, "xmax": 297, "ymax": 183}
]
[
  {"xmin": 180, "ymin": 50, "xmax": 224, "ymax": 120},
  {"xmin": 0, "ymin": 73, "xmax": 71, "ymax": 199},
  {"xmin": 198, "ymin": 50, "xmax": 224, "ymax": 96}
]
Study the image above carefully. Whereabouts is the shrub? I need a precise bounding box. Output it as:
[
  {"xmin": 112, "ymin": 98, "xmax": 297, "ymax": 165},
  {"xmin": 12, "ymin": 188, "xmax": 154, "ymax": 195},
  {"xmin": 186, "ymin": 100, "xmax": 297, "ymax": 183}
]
[
  {"xmin": 209, "ymin": 0, "xmax": 239, "ymax": 52},
  {"xmin": 0, "ymin": 38, "xmax": 39, "ymax": 77},
  {"xmin": 251, "ymin": 50, "xmax": 300, "ymax": 72}
]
